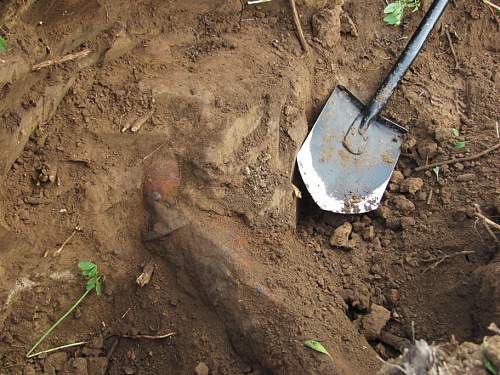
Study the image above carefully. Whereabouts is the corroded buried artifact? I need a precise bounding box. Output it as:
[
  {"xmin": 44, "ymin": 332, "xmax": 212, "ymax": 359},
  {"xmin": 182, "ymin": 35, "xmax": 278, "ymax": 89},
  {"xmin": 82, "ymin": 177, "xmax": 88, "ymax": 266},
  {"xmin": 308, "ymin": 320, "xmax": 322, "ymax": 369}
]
[{"xmin": 297, "ymin": 0, "xmax": 449, "ymax": 214}]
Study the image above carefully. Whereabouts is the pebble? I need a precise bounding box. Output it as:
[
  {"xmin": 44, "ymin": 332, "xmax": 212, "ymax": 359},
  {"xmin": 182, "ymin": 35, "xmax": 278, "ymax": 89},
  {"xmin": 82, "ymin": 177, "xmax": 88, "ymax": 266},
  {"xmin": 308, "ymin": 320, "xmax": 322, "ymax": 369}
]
[
  {"xmin": 329, "ymin": 222, "xmax": 352, "ymax": 248},
  {"xmin": 195, "ymin": 362, "xmax": 209, "ymax": 375},
  {"xmin": 124, "ymin": 367, "xmax": 136, "ymax": 375},
  {"xmin": 454, "ymin": 162, "xmax": 465, "ymax": 171},
  {"xmin": 456, "ymin": 173, "xmax": 475, "ymax": 182}
]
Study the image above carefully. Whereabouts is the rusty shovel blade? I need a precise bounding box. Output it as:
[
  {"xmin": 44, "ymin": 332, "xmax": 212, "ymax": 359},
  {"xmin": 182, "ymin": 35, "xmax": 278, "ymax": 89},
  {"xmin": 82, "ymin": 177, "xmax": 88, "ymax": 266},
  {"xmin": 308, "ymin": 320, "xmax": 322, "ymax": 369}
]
[{"xmin": 297, "ymin": 86, "xmax": 407, "ymax": 214}]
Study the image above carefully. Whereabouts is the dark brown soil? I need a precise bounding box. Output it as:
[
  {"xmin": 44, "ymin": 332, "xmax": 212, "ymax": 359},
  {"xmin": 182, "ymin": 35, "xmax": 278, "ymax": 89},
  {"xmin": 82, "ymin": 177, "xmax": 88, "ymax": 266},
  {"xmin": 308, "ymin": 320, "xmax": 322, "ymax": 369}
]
[{"xmin": 0, "ymin": 0, "xmax": 498, "ymax": 374}]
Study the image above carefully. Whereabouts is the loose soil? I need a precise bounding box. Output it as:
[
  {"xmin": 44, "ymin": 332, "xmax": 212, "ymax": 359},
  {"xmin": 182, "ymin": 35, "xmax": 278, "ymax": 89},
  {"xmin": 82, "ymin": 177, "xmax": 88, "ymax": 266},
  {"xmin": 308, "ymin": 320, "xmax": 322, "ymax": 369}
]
[{"xmin": 0, "ymin": 0, "xmax": 498, "ymax": 374}]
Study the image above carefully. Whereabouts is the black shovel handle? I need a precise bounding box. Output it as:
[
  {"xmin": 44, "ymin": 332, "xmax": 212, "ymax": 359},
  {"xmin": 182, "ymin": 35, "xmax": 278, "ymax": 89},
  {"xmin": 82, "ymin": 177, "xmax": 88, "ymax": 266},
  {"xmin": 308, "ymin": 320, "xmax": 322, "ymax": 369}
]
[{"xmin": 360, "ymin": 0, "xmax": 449, "ymax": 131}]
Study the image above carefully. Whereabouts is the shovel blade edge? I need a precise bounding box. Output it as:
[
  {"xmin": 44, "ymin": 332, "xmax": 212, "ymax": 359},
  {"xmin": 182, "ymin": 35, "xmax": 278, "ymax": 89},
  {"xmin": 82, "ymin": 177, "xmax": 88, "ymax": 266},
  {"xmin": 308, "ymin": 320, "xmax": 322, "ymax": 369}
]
[{"xmin": 297, "ymin": 86, "xmax": 407, "ymax": 214}]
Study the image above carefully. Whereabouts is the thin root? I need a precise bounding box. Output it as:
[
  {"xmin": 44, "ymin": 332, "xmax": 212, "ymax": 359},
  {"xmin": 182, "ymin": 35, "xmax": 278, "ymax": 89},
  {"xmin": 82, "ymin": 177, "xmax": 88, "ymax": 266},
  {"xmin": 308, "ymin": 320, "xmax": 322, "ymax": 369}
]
[
  {"xmin": 32, "ymin": 49, "xmax": 91, "ymax": 71},
  {"xmin": 474, "ymin": 204, "xmax": 500, "ymax": 245},
  {"xmin": 422, "ymin": 251, "xmax": 474, "ymax": 273},
  {"xmin": 289, "ymin": 0, "xmax": 309, "ymax": 53},
  {"xmin": 120, "ymin": 332, "xmax": 175, "ymax": 340}
]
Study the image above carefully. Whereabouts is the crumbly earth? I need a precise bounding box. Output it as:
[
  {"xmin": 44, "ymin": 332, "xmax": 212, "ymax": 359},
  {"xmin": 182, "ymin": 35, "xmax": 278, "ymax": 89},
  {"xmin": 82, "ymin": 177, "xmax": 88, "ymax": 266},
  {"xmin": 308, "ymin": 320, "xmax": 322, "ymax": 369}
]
[{"xmin": 0, "ymin": 0, "xmax": 498, "ymax": 374}]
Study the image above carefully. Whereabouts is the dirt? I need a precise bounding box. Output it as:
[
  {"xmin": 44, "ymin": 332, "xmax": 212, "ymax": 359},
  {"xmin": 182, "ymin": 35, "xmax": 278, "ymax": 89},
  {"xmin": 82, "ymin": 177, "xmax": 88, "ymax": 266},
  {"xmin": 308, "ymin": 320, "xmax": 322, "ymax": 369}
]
[{"xmin": 0, "ymin": 0, "xmax": 499, "ymax": 374}]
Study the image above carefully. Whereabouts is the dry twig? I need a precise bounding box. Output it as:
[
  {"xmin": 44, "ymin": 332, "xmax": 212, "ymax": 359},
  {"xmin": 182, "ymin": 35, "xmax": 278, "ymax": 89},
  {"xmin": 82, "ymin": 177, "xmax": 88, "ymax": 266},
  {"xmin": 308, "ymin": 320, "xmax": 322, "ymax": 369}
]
[
  {"xmin": 422, "ymin": 250, "xmax": 474, "ymax": 273},
  {"xmin": 474, "ymin": 204, "xmax": 500, "ymax": 244},
  {"xmin": 414, "ymin": 142, "xmax": 500, "ymax": 171},
  {"xmin": 51, "ymin": 226, "xmax": 81, "ymax": 257},
  {"xmin": 444, "ymin": 27, "xmax": 460, "ymax": 70},
  {"xmin": 32, "ymin": 49, "xmax": 91, "ymax": 71},
  {"xmin": 289, "ymin": 0, "xmax": 309, "ymax": 53},
  {"xmin": 120, "ymin": 332, "xmax": 175, "ymax": 340}
]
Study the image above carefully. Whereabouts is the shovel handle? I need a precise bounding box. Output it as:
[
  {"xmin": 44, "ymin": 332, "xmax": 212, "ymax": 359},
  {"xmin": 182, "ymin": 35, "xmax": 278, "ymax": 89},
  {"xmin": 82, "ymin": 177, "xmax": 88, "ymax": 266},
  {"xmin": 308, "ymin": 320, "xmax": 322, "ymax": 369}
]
[{"xmin": 360, "ymin": 0, "xmax": 449, "ymax": 132}]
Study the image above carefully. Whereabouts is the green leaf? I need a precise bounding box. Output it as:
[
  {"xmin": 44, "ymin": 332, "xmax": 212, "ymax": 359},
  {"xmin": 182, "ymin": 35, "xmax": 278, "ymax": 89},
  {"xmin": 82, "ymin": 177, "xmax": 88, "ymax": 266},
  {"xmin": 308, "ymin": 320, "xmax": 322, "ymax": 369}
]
[
  {"xmin": 304, "ymin": 340, "xmax": 332, "ymax": 358},
  {"xmin": 384, "ymin": 2, "xmax": 402, "ymax": 13},
  {"xmin": 453, "ymin": 141, "xmax": 466, "ymax": 150},
  {"xmin": 384, "ymin": 12, "xmax": 402, "ymax": 25},
  {"xmin": 79, "ymin": 261, "xmax": 96, "ymax": 272},
  {"xmin": 451, "ymin": 128, "xmax": 459, "ymax": 137},
  {"xmin": 0, "ymin": 36, "xmax": 6, "ymax": 52},
  {"xmin": 485, "ymin": 357, "xmax": 498, "ymax": 375},
  {"xmin": 432, "ymin": 166, "xmax": 440, "ymax": 179}
]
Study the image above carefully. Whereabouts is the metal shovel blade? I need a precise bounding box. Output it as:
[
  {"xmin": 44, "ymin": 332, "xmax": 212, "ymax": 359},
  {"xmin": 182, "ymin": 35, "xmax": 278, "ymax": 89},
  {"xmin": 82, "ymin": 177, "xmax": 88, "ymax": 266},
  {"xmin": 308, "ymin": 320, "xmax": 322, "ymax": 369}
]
[{"xmin": 297, "ymin": 86, "xmax": 407, "ymax": 214}]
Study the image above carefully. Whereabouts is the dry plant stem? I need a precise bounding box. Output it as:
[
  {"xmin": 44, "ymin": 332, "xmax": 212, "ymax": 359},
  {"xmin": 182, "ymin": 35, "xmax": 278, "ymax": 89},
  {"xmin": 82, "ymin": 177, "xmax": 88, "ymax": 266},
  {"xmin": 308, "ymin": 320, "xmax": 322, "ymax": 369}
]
[
  {"xmin": 27, "ymin": 341, "xmax": 88, "ymax": 358},
  {"xmin": 414, "ymin": 142, "xmax": 500, "ymax": 171},
  {"xmin": 481, "ymin": 0, "xmax": 500, "ymax": 12},
  {"xmin": 53, "ymin": 227, "xmax": 80, "ymax": 256},
  {"xmin": 120, "ymin": 332, "xmax": 175, "ymax": 340},
  {"xmin": 289, "ymin": 0, "xmax": 309, "ymax": 53},
  {"xmin": 444, "ymin": 28, "xmax": 460, "ymax": 69},
  {"xmin": 422, "ymin": 250, "xmax": 474, "ymax": 273},
  {"xmin": 474, "ymin": 205, "xmax": 500, "ymax": 231},
  {"xmin": 32, "ymin": 49, "xmax": 91, "ymax": 71}
]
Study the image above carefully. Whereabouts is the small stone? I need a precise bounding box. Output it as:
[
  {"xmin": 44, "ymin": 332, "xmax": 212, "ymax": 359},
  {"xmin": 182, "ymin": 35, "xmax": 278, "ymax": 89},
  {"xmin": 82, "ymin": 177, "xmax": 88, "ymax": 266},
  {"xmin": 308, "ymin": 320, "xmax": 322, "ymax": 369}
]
[
  {"xmin": 454, "ymin": 162, "xmax": 464, "ymax": 171},
  {"xmin": 194, "ymin": 362, "xmax": 209, "ymax": 375},
  {"xmin": 357, "ymin": 304, "xmax": 391, "ymax": 340},
  {"xmin": 400, "ymin": 177, "xmax": 424, "ymax": 195},
  {"xmin": 329, "ymin": 222, "xmax": 352, "ymax": 248},
  {"xmin": 390, "ymin": 170, "xmax": 404, "ymax": 185},
  {"xmin": 456, "ymin": 173, "xmax": 475, "ymax": 182},
  {"xmin": 417, "ymin": 140, "xmax": 438, "ymax": 160},
  {"xmin": 400, "ymin": 216, "xmax": 416, "ymax": 230},
  {"xmin": 124, "ymin": 367, "xmax": 136, "ymax": 375},
  {"xmin": 392, "ymin": 195, "xmax": 415, "ymax": 212}
]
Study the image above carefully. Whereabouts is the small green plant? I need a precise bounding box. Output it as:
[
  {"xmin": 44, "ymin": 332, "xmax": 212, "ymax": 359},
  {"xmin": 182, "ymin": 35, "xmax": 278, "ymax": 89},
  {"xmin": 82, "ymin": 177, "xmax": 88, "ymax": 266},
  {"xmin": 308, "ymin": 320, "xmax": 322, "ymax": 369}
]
[
  {"xmin": 0, "ymin": 36, "xmax": 6, "ymax": 52},
  {"xmin": 384, "ymin": 0, "xmax": 421, "ymax": 26},
  {"xmin": 432, "ymin": 166, "xmax": 440, "ymax": 180},
  {"xmin": 453, "ymin": 140, "xmax": 467, "ymax": 150},
  {"xmin": 304, "ymin": 340, "xmax": 332, "ymax": 359},
  {"xmin": 450, "ymin": 128, "xmax": 466, "ymax": 149},
  {"xmin": 485, "ymin": 357, "xmax": 498, "ymax": 375},
  {"xmin": 26, "ymin": 261, "xmax": 102, "ymax": 358}
]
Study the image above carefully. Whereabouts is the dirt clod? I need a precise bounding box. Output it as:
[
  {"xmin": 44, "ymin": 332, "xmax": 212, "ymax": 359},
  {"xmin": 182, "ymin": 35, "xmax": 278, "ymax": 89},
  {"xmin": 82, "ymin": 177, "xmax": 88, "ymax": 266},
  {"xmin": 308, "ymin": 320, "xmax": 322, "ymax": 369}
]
[
  {"xmin": 311, "ymin": 8, "xmax": 342, "ymax": 48},
  {"xmin": 329, "ymin": 221, "xmax": 352, "ymax": 248},
  {"xmin": 392, "ymin": 195, "xmax": 416, "ymax": 213},
  {"xmin": 357, "ymin": 304, "xmax": 391, "ymax": 340},
  {"xmin": 417, "ymin": 140, "xmax": 438, "ymax": 160},
  {"xmin": 400, "ymin": 177, "xmax": 424, "ymax": 195}
]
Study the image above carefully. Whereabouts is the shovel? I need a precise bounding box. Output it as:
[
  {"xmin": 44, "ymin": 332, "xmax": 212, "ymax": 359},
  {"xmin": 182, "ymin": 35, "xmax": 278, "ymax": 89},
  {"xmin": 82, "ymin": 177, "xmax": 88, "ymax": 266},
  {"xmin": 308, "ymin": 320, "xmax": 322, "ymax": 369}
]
[{"xmin": 297, "ymin": 0, "xmax": 449, "ymax": 214}]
